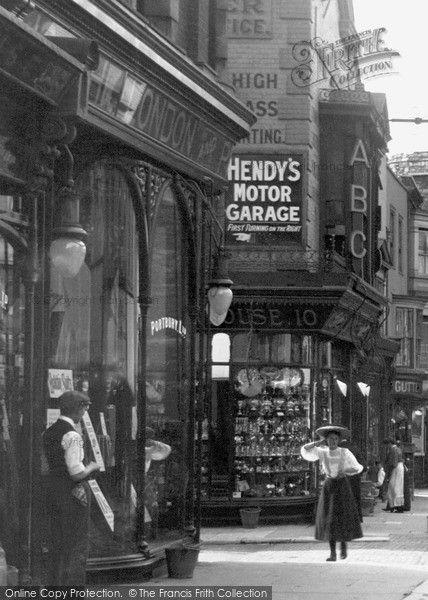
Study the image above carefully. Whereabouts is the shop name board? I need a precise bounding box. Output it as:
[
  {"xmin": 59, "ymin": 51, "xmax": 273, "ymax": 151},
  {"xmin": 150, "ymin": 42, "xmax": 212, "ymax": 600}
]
[
  {"xmin": 225, "ymin": 155, "xmax": 303, "ymax": 245},
  {"xmin": 89, "ymin": 56, "xmax": 233, "ymax": 179},
  {"xmin": 394, "ymin": 380, "xmax": 422, "ymax": 395},
  {"xmin": 222, "ymin": 302, "xmax": 332, "ymax": 330},
  {"xmin": 226, "ymin": 0, "xmax": 272, "ymax": 38}
]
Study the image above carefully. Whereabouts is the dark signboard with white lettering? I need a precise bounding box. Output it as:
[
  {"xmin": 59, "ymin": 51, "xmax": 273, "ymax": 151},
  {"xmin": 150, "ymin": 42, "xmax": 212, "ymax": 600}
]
[{"xmin": 225, "ymin": 154, "xmax": 303, "ymax": 245}]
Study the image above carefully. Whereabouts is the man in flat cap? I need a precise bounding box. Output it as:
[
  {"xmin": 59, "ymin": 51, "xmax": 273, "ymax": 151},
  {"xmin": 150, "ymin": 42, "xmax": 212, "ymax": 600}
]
[{"xmin": 43, "ymin": 391, "xmax": 100, "ymax": 585}]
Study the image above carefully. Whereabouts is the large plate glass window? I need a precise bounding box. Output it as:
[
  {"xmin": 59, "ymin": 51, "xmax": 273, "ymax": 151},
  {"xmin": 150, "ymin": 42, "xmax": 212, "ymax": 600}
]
[{"xmin": 48, "ymin": 161, "xmax": 139, "ymax": 557}]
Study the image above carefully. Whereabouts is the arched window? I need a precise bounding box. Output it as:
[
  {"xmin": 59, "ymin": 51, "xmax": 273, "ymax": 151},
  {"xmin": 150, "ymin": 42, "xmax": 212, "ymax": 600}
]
[{"xmin": 145, "ymin": 184, "xmax": 192, "ymax": 543}]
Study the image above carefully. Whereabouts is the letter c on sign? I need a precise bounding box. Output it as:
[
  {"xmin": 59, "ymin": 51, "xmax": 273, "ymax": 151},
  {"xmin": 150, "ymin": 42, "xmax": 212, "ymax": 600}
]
[{"xmin": 350, "ymin": 231, "xmax": 367, "ymax": 259}]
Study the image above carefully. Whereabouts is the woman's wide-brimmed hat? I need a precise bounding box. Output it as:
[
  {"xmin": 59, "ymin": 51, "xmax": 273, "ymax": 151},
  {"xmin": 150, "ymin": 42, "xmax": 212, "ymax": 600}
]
[{"xmin": 315, "ymin": 424, "xmax": 350, "ymax": 440}]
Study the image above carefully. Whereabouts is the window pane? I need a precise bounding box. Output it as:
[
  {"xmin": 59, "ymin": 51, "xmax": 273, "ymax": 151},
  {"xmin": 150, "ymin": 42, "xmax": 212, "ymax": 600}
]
[
  {"xmin": 146, "ymin": 185, "xmax": 191, "ymax": 546},
  {"xmin": 49, "ymin": 163, "xmax": 139, "ymax": 557}
]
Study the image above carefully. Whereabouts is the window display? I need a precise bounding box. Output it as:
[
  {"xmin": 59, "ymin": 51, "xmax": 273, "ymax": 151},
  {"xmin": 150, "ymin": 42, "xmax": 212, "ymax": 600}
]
[
  {"xmin": 202, "ymin": 332, "xmax": 317, "ymax": 504},
  {"xmin": 233, "ymin": 366, "xmax": 313, "ymax": 499}
]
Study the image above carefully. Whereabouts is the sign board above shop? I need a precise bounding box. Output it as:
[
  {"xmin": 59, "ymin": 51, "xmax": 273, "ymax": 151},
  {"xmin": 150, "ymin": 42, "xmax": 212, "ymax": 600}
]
[
  {"xmin": 393, "ymin": 379, "xmax": 423, "ymax": 396},
  {"xmin": 225, "ymin": 154, "xmax": 304, "ymax": 246},
  {"xmin": 222, "ymin": 300, "xmax": 333, "ymax": 330},
  {"xmin": 88, "ymin": 55, "xmax": 235, "ymax": 181}
]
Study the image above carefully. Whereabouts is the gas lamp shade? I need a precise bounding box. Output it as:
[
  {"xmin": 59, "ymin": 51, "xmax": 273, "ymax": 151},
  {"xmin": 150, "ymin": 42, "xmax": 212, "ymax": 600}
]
[
  {"xmin": 49, "ymin": 187, "xmax": 88, "ymax": 278},
  {"xmin": 49, "ymin": 236, "xmax": 87, "ymax": 278},
  {"xmin": 208, "ymin": 286, "xmax": 233, "ymax": 326},
  {"xmin": 207, "ymin": 250, "xmax": 233, "ymax": 326}
]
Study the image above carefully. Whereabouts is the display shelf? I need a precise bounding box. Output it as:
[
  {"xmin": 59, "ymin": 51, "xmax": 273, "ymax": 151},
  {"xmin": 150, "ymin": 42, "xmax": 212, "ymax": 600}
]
[{"xmin": 232, "ymin": 376, "xmax": 314, "ymax": 500}]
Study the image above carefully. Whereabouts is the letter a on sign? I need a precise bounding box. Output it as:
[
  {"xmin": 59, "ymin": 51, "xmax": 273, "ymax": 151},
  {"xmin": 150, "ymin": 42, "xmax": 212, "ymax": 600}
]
[{"xmin": 349, "ymin": 139, "xmax": 369, "ymax": 167}]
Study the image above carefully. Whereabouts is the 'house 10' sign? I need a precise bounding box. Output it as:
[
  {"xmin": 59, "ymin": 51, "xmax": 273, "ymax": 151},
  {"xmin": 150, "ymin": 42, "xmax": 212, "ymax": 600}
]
[{"xmin": 225, "ymin": 154, "xmax": 303, "ymax": 246}]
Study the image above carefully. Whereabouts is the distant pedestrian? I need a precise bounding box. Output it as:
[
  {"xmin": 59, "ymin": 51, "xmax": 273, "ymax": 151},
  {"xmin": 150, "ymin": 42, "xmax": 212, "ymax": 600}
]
[
  {"xmin": 301, "ymin": 425, "xmax": 363, "ymax": 561},
  {"xmin": 43, "ymin": 391, "xmax": 100, "ymax": 585},
  {"xmin": 383, "ymin": 438, "xmax": 404, "ymax": 512}
]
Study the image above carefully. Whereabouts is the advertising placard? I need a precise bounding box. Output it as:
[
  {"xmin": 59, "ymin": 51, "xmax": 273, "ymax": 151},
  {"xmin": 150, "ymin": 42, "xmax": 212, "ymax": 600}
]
[
  {"xmin": 88, "ymin": 479, "xmax": 114, "ymax": 531},
  {"xmin": 225, "ymin": 155, "xmax": 303, "ymax": 245},
  {"xmin": 82, "ymin": 412, "xmax": 105, "ymax": 472}
]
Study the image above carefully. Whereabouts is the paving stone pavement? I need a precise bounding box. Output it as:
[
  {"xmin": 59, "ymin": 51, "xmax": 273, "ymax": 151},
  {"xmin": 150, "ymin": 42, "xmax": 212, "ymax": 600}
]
[
  {"xmin": 200, "ymin": 490, "xmax": 428, "ymax": 556},
  {"xmin": 148, "ymin": 491, "xmax": 428, "ymax": 599}
]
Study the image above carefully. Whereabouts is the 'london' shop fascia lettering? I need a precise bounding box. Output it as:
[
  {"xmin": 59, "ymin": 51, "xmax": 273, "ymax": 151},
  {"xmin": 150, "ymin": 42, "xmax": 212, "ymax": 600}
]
[{"xmin": 88, "ymin": 56, "xmax": 233, "ymax": 179}]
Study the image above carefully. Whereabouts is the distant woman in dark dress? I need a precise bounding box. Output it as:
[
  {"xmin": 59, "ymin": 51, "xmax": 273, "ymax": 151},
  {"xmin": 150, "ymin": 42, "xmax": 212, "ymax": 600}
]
[{"xmin": 301, "ymin": 425, "xmax": 363, "ymax": 562}]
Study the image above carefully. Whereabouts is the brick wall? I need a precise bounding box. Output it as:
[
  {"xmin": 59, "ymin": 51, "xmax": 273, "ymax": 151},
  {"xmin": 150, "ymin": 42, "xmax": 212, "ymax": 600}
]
[{"xmin": 215, "ymin": 0, "xmax": 345, "ymax": 273}]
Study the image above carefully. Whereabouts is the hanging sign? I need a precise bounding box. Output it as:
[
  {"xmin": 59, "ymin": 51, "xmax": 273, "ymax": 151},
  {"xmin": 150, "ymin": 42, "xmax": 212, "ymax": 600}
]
[
  {"xmin": 225, "ymin": 154, "xmax": 303, "ymax": 245},
  {"xmin": 82, "ymin": 412, "xmax": 105, "ymax": 472},
  {"xmin": 88, "ymin": 479, "xmax": 114, "ymax": 531}
]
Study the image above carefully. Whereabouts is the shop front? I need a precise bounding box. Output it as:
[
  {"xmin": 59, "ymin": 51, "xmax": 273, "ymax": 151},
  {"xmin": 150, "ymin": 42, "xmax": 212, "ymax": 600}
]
[
  {"xmin": 387, "ymin": 375, "xmax": 425, "ymax": 492},
  {"xmin": 201, "ymin": 285, "xmax": 385, "ymax": 524},
  {"xmin": 0, "ymin": 1, "xmax": 254, "ymax": 584}
]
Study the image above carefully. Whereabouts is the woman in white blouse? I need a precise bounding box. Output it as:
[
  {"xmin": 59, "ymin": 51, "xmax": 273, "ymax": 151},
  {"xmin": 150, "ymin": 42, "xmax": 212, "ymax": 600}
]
[{"xmin": 301, "ymin": 425, "xmax": 363, "ymax": 562}]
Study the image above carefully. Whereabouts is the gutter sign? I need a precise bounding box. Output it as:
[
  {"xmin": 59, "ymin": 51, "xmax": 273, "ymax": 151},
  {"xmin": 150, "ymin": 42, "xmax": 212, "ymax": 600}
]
[
  {"xmin": 225, "ymin": 154, "xmax": 303, "ymax": 245},
  {"xmin": 394, "ymin": 380, "xmax": 422, "ymax": 395}
]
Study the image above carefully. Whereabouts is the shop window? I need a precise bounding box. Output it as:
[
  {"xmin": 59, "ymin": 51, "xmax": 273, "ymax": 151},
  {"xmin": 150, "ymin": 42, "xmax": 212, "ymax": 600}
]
[
  {"xmin": 48, "ymin": 162, "xmax": 139, "ymax": 557},
  {"xmin": 418, "ymin": 229, "xmax": 428, "ymax": 276},
  {"xmin": 145, "ymin": 184, "xmax": 192, "ymax": 547},
  {"xmin": 412, "ymin": 408, "xmax": 425, "ymax": 456},
  {"xmin": 320, "ymin": 341, "xmax": 332, "ymax": 368},
  {"xmin": 231, "ymin": 333, "xmax": 313, "ymax": 365},
  {"xmin": 211, "ymin": 333, "xmax": 230, "ymax": 379},
  {"xmin": 204, "ymin": 333, "xmax": 315, "ymax": 502},
  {"xmin": 395, "ymin": 307, "xmax": 415, "ymax": 368},
  {"xmin": 0, "ymin": 229, "xmax": 26, "ymax": 566}
]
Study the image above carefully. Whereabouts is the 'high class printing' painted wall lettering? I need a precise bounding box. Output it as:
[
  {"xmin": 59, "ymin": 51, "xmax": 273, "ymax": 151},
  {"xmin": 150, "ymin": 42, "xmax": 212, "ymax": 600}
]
[{"xmin": 225, "ymin": 155, "xmax": 303, "ymax": 245}]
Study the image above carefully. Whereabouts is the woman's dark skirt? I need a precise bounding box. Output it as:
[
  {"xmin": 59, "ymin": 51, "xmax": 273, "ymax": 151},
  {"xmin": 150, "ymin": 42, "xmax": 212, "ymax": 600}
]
[{"xmin": 315, "ymin": 476, "xmax": 363, "ymax": 542}]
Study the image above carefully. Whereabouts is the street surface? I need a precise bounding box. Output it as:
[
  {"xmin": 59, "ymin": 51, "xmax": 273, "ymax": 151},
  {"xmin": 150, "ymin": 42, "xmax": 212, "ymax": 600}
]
[{"xmin": 150, "ymin": 491, "xmax": 428, "ymax": 600}]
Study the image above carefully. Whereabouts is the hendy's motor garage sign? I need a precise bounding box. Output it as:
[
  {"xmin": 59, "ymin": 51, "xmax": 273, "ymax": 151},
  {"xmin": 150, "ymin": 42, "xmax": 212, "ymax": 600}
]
[{"xmin": 225, "ymin": 154, "xmax": 303, "ymax": 245}]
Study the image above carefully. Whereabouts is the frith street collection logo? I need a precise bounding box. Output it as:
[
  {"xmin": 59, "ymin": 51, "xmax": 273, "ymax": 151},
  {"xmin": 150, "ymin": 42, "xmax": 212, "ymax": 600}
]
[{"xmin": 291, "ymin": 28, "xmax": 400, "ymax": 89}]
